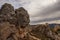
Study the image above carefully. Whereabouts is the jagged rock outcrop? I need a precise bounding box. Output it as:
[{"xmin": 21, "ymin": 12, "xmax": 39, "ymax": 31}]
[
  {"xmin": 0, "ymin": 3, "xmax": 30, "ymax": 40},
  {"xmin": 30, "ymin": 24, "xmax": 60, "ymax": 40},
  {"xmin": 0, "ymin": 3, "xmax": 16, "ymax": 24},
  {"xmin": 15, "ymin": 7, "xmax": 30, "ymax": 28}
]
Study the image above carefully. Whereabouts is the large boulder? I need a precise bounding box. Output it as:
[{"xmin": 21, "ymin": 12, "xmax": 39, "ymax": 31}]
[
  {"xmin": 15, "ymin": 7, "xmax": 30, "ymax": 28},
  {"xmin": 0, "ymin": 3, "xmax": 16, "ymax": 24}
]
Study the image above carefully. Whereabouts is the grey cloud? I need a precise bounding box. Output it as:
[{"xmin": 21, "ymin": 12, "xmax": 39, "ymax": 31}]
[
  {"xmin": 31, "ymin": 17, "xmax": 60, "ymax": 23},
  {"xmin": 32, "ymin": 1, "xmax": 60, "ymax": 17},
  {"xmin": 30, "ymin": 1, "xmax": 60, "ymax": 24},
  {"xmin": 0, "ymin": 0, "xmax": 31, "ymax": 9}
]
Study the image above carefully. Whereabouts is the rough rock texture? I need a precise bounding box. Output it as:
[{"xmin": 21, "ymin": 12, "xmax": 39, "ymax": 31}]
[
  {"xmin": 0, "ymin": 22, "xmax": 19, "ymax": 40},
  {"xmin": 0, "ymin": 3, "xmax": 16, "ymax": 24},
  {"xmin": 0, "ymin": 3, "xmax": 60, "ymax": 40},
  {"xmin": 0, "ymin": 3, "xmax": 30, "ymax": 40},
  {"xmin": 15, "ymin": 7, "xmax": 30, "ymax": 28},
  {"xmin": 30, "ymin": 24, "xmax": 60, "ymax": 40}
]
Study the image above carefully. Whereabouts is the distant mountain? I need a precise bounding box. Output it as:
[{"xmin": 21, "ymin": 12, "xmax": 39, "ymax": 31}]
[{"xmin": 49, "ymin": 24, "xmax": 60, "ymax": 28}]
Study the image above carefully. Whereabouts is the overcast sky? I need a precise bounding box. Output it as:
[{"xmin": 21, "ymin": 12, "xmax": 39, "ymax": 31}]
[{"xmin": 0, "ymin": 0, "xmax": 60, "ymax": 25}]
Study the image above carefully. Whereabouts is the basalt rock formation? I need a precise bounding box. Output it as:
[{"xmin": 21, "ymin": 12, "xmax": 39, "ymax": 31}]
[{"xmin": 0, "ymin": 3, "xmax": 60, "ymax": 40}]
